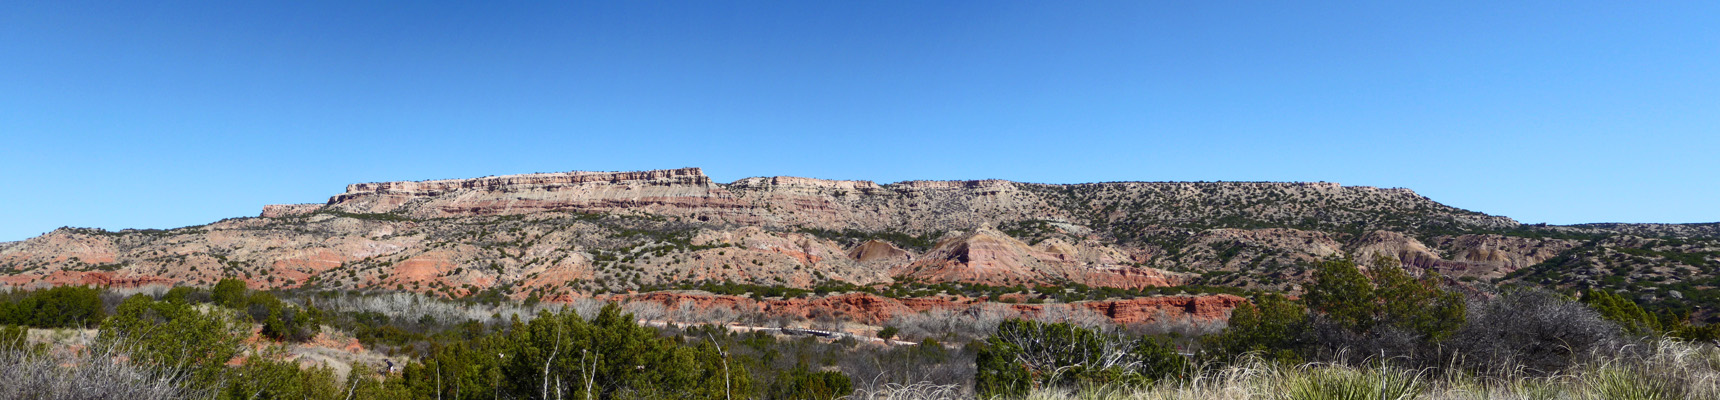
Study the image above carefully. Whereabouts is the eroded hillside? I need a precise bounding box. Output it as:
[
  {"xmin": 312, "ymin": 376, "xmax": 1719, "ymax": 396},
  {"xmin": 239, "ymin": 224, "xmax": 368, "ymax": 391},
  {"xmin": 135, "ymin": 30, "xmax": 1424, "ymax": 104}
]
[{"xmin": 2, "ymin": 168, "xmax": 1714, "ymax": 320}]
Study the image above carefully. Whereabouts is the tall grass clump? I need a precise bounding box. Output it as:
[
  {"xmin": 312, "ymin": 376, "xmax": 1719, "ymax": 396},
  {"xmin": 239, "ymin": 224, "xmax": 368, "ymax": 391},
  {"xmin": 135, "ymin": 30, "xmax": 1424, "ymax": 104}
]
[
  {"xmin": 844, "ymin": 382, "xmax": 967, "ymax": 400},
  {"xmin": 1279, "ymin": 364, "xmax": 1422, "ymax": 400},
  {"xmin": 1577, "ymin": 338, "xmax": 1720, "ymax": 400}
]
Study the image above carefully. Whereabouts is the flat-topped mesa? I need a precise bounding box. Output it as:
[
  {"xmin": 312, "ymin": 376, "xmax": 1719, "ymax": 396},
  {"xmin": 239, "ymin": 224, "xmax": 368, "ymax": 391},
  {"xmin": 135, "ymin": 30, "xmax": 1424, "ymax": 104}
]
[
  {"xmin": 1083, "ymin": 181, "xmax": 1434, "ymax": 204},
  {"xmin": 334, "ymin": 167, "xmax": 710, "ymax": 200},
  {"xmin": 321, "ymin": 167, "xmax": 729, "ymax": 217},
  {"xmin": 727, "ymin": 176, "xmax": 883, "ymax": 191},
  {"xmin": 261, "ymin": 203, "xmax": 323, "ymax": 218},
  {"xmin": 257, "ymin": 167, "xmax": 1510, "ymax": 233},
  {"xmin": 888, "ymin": 179, "xmax": 1016, "ymax": 190}
]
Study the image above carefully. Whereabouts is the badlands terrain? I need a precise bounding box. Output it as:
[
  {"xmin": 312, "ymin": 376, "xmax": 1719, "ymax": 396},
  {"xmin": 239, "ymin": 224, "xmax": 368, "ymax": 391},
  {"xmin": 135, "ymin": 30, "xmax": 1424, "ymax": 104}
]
[{"xmin": 3, "ymin": 167, "xmax": 1717, "ymax": 322}]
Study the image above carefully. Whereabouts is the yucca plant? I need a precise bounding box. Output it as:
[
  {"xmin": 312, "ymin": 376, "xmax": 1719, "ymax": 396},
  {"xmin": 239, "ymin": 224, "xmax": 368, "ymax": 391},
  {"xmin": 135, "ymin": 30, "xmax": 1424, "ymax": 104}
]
[
  {"xmin": 1280, "ymin": 365, "xmax": 1423, "ymax": 400},
  {"xmin": 1582, "ymin": 366, "xmax": 1682, "ymax": 400}
]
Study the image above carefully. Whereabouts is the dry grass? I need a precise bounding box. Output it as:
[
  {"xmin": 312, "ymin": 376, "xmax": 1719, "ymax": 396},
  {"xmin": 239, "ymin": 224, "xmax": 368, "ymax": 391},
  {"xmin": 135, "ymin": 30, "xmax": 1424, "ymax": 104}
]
[
  {"xmin": 846, "ymin": 382, "xmax": 969, "ymax": 400},
  {"xmin": 841, "ymin": 339, "xmax": 1720, "ymax": 400},
  {"xmin": 0, "ymin": 343, "xmax": 209, "ymax": 400}
]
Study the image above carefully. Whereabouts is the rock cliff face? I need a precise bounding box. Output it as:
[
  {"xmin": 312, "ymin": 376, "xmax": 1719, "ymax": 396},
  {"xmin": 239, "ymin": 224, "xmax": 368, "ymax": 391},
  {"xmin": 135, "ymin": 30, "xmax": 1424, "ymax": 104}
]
[
  {"xmin": 306, "ymin": 168, "xmax": 1519, "ymax": 236},
  {"xmin": 847, "ymin": 240, "xmax": 912, "ymax": 265},
  {"xmin": 896, "ymin": 228, "xmax": 1181, "ymax": 289},
  {"xmin": 9, "ymin": 167, "xmax": 1705, "ymax": 323}
]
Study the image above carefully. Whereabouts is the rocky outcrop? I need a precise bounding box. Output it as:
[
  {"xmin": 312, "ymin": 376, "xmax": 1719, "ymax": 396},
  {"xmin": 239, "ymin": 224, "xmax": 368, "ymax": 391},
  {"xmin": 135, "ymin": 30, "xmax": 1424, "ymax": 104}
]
[
  {"xmin": 1349, "ymin": 231, "xmax": 1444, "ymax": 270},
  {"xmin": 339, "ymin": 168, "xmax": 714, "ymax": 199},
  {"xmin": 1429, "ymin": 234, "xmax": 1581, "ymax": 279},
  {"xmin": 728, "ymin": 176, "xmax": 883, "ymax": 192},
  {"xmin": 1344, "ymin": 231, "xmax": 1579, "ymax": 280},
  {"xmin": 847, "ymin": 240, "xmax": 912, "ymax": 265},
  {"xmin": 261, "ymin": 204, "xmax": 322, "ymax": 218},
  {"xmin": 325, "ymin": 168, "xmax": 742, "ymax": 219},
  {"xmin": 1079, "ymin": 295, "xmax": 1248, "ymax": 325},
  {"xmin": 896, "ymin": 228, "xmax": 1183, "ymax": 289}
]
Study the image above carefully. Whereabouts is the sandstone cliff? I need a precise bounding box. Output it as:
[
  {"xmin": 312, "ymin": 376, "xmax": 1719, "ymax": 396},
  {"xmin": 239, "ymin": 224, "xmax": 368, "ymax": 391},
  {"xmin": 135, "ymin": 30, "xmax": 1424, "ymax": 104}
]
[{"xmin": 302, "ymin": 168, "xmax": 1519, "ymax": 238}]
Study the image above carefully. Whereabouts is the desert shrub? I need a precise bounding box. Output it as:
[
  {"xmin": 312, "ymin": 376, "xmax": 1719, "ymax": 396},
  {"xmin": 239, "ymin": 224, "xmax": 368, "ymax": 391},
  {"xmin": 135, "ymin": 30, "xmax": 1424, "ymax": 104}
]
[
  {"xmin": 218, "ymin": 354, "xmax": 344, "ymax": 400},
  {"xmin": 1446, "ymin": 288, "xmax": 1626, "ymax": 375},
  {"xmin": 1671, "ymin": 322, "xmax": 1720, "ymax": 342},
  {"xmin": 405, "ymin": 303, "xmax": 748, "ymax": 400},
  {"xmin": 831, "ymin": 334, "xmax": 976, "ymax": 396},
  {"xmin": 96, "ymin": 294, "xmax": 247, "ymax": 390},
  {"xmin": 1304, "ymin": 258, "xmax": 1465, "ymax": 341},
  {"xmin": 191, "ymin": 283, "xmax": 324, "ymax": 343},
  {"xmin": 1121, "ymin": 314, "xmax": 1227, "ymax": 344},
  {"xmin": 0, "ymin": 285, "xmax": 105, "ymax": 328},
  {"xmin": 243, "ymin": 292, "xmax": 318, "ymax": 342},
  {"xmin": 1300, "ymin": 258, "xmax": 1466, "ymax": 363},
  {"xmin": 0, "ymin": 324, "xmax": 24, "ymax": 352},
  {"xmin": 1197, "ymin": 258, "xmax": 1471, "ymax": 367},
  {"xmin": 887, "ymin": 303, "xmax": 1030, "ymax": 341},
  {"xmin": 975, "ymin": 319, "xmax": 1186, "ymax": 398},
  {"xmin": 877, "ymin": 326, "xmax": 899, "ymax": 341},
  {"xmin": 212, "ymin": 278, "xmax": 247, "ymax": 308},
  {"xmin": 769, "ymin": 364, "xmax": 853, "ymax": 400},
  {"xmin": 1584, "ymin": 289, "xmax": 1662, "ymax": 337},
  {"xmin": 1203, "ymin": 293, "xmax": 1307, "ymax": 362},
  {"xmin": 162, "ymin": 286, "xmax": 211, "ymax": 304}
]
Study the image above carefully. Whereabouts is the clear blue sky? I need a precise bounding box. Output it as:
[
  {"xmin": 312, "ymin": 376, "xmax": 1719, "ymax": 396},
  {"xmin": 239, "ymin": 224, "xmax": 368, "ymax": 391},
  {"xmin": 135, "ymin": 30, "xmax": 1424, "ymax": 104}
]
[{"xmin": 2, "ymin": 2, "xmax": 1716, "ymax": 241}]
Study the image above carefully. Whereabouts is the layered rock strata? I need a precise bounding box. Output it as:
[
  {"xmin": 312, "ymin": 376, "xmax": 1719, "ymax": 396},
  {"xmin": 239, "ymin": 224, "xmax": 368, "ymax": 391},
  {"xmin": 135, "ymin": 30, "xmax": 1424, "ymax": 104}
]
[{"xmin": 2, "ymin": 167, "xmax": 1611, "ymax": 318}]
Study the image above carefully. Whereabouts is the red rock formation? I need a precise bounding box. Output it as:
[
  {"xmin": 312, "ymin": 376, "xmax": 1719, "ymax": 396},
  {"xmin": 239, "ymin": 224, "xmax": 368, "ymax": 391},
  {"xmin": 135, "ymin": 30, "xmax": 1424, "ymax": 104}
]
[
  {"xmin": 1078, "ymin": 295, "xmax": 1247, "ymax": 324},
  {"xmin": 0, "ymin": 271, "xmax": 176, "ymax": 288}
]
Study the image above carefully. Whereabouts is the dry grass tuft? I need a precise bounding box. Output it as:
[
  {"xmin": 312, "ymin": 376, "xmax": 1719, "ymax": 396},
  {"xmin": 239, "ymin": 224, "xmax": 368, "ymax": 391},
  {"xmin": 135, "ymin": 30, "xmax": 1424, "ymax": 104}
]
[
  {"xmin": 845, "ymin": 382, "xmax": 968, "ymax": 400},
  {"xmin": 0, "ymin": 343, "xmax": 209, "ymax": 400}
]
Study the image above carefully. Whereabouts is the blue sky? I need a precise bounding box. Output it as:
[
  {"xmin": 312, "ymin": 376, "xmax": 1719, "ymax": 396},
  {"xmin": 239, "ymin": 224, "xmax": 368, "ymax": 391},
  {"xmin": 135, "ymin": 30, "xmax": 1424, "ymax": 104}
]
[{"xmin": 1, "ymin": 2, "xmax": 1715, "ymax": 241}]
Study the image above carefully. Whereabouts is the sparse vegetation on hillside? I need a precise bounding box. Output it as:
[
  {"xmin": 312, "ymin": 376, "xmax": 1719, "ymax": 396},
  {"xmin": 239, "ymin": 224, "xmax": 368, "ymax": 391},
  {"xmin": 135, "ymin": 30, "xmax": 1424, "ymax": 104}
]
[
  {"xmin": 796, "ymin": 227, "xmax": 944, "ymax": 252},
  {"xmin": 651, "ymin": 278, "xmax": 1256, "ymax": 303},
  {"xmin": 1504, "ymin": 235, "xmax": 1720, "ymax": 325}
]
